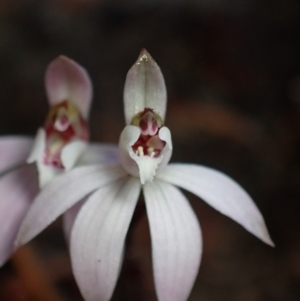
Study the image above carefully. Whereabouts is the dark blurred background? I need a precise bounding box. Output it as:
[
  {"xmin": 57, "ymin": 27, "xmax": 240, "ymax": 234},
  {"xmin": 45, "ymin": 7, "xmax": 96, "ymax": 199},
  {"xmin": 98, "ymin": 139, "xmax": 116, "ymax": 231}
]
[{"xmin": 0, "ymin": 0, "xmax": 300, "ymax": 300}]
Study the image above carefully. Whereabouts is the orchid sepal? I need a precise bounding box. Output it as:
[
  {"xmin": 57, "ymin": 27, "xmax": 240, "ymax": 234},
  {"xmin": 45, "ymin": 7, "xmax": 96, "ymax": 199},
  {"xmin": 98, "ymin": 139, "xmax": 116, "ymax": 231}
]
[
  {"xmin": 124, "ymin": 49, "xmax": 167, "ymax": 124},
  {"xmin": 45, "ymin": 55, "xmax": 92, "ymax": 119}
]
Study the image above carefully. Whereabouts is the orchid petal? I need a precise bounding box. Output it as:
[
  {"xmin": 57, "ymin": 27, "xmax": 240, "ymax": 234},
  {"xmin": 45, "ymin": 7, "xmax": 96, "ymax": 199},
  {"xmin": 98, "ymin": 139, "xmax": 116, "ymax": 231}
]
[
  {"xmin": 124, "ymin": 49, "xmax": 167, "ymax": 124},
  {"xmin": 77, "ymin": 143, "xmax": 120, "ymax": 166},
  {"xmin": 71, "ymin": 177, "xmax": 141, "ymax": 301},
  {"xmin": 61, "ymin": 140, "xmax": 87, "ymax": 170},
  {"xmin": 63, "ymin": 198, "xmax": 86, "ymax": 245},
  {"xmin": 15, "ymin": 164, "xmax": 126, "ymax": 247},
  {"xmin": 157, "ymin": 164, "xmax": 274, "ymax": 246},
  {"xmin": 45, "ymin": 56, "xmax": 92, "ymax": 119},
  {"xmin": 26, "ymin": 128, "xmax": 46, "ymax": 164},
  {"xmin": 0, "ymin": 136, "xmax": 33, "ymax": 173},
  {"xmin": 143, "ymin": 180, "xmax": 202, "ymax": 301},
  {"xmin": 0, "ymin": 165, "xmax": 38, "ymax": 266}
]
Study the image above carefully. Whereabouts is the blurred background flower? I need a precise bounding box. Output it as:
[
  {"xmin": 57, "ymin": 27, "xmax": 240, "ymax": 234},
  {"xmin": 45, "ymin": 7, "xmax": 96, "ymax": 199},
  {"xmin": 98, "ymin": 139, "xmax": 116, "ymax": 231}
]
[{"xmin": 0, "ymin": 0, "xmax": 300, "ymax": 300}]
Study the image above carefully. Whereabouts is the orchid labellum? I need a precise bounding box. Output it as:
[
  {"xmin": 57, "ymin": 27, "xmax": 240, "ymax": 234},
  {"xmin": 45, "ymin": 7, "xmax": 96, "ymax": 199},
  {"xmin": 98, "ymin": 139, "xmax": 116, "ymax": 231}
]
[
  {"xmin": 16, "ymin": 50, "xmax": 273, "ymax": 301},
  {"xmin": 0, "ymin": 56, "xmax": 118, "ymax": 266}
]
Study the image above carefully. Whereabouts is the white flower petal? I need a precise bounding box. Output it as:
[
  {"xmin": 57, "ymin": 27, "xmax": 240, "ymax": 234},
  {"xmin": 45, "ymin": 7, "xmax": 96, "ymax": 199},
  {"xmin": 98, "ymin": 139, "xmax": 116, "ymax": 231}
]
[
  {"xmin": 45, "ymin": 56, "xmax": 92, "ymax": 119},
  {"xmin": 61, "ymin": 140, "xmax": 87, "ymax": 170},
  {"xmin": 63, "ymin": 198, "xmax": 86, "ymax": 245},
  {"xmin": 143, "ymin": 180, "xmax": 202, "ymax": 301},
  {"xmin": 71, "ymin": 177, "xmax": 141, "ymax": 301},
  {"xmin": 77, "ymin": 143, "xmax": 120, "ymax": 166},
  {"xmin": 26, "ymin": 128, "xmax": 46, "ymax": 164},
  {"xmin": 0, "ymin": 165, "xmax": 38, "ymax": 266},
  {"xmin": 157, "ymin": 164, "xmax": 274, "ymax": 246},
  {"xmin": 0, "ymin": 136, "xmax": 33, "ymax": 174},
  {"xmin": 15, "ymin": 164, "xmax": 127, "ymax": 247},
  {"xmin": 124, "ymin": 49, "xmax": 167, "ymax": 124}
]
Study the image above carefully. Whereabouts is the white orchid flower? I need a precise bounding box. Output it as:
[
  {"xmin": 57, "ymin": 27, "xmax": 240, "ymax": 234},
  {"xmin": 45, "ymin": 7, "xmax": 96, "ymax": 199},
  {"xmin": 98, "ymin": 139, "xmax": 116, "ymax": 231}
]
[
  {"xmin": 0, "ymin": 56, "xmax": 119, "ymax": 266},
  {"xmin": 16, "ymin": 50, "xmax": 273, "ymax": 301}
]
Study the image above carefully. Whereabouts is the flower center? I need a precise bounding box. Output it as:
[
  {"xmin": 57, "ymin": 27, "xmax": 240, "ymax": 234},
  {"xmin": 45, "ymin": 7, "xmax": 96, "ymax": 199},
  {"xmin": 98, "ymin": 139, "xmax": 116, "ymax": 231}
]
[
  {"xmin": 43, "ymin": 100, "xmax": 89, "ymax": 168},
  {"xmin": 131, "ymin": 109, "xmax": 165, "ymax": 158}
]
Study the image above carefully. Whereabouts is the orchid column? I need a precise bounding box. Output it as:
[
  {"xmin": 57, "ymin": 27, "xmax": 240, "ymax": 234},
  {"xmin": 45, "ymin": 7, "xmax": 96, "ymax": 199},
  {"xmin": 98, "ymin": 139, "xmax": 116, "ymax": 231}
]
[{"xmin": 16, "ymin": 50, "xmax": 273, "ymax": 301}]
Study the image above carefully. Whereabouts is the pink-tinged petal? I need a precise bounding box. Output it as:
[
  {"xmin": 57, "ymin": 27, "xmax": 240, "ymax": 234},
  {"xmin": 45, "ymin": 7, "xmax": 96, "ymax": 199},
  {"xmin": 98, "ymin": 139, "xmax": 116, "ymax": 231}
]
[
  {"xmin": 77, "ymin": 143, "xmax": 120, "ymax": 166},
  {"xmin": 15, "ymin": 164, "xmax": 127, "ymax": 247},
  {"xmin": 61, "ymin": 140, "xmax": 87, "ymax": 170},
  {"xmin": 0, "ymin": 136, "xmax": 33, "ymax": 173},
  {"xmin": 63, "ymin": 198, "xmax": 86, "ymax": 245},
  {"xmin": 0, "ymin": 165, "xmax": 38, "ymax": 266},
  {"xmin": 143, "ymin": 180, "xmax": 202, "ymax": 301},
  {"xmin": 45, "ymin": 56, "xmax": 92, "ymax": 119},
  {"xmin": 124, "ymin": 49, "xmax": 167, "ymax": 124},
  {"xmin": 157, "ymin": 164, "xmax": 274, "ymax": 246},
  {"xmin": 27, "ymin": 128, "xmax": 46, "ymax": 164},
  {"xmin": 71, "ymin": 177, "xmax": 141, "ymax": 301}
]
